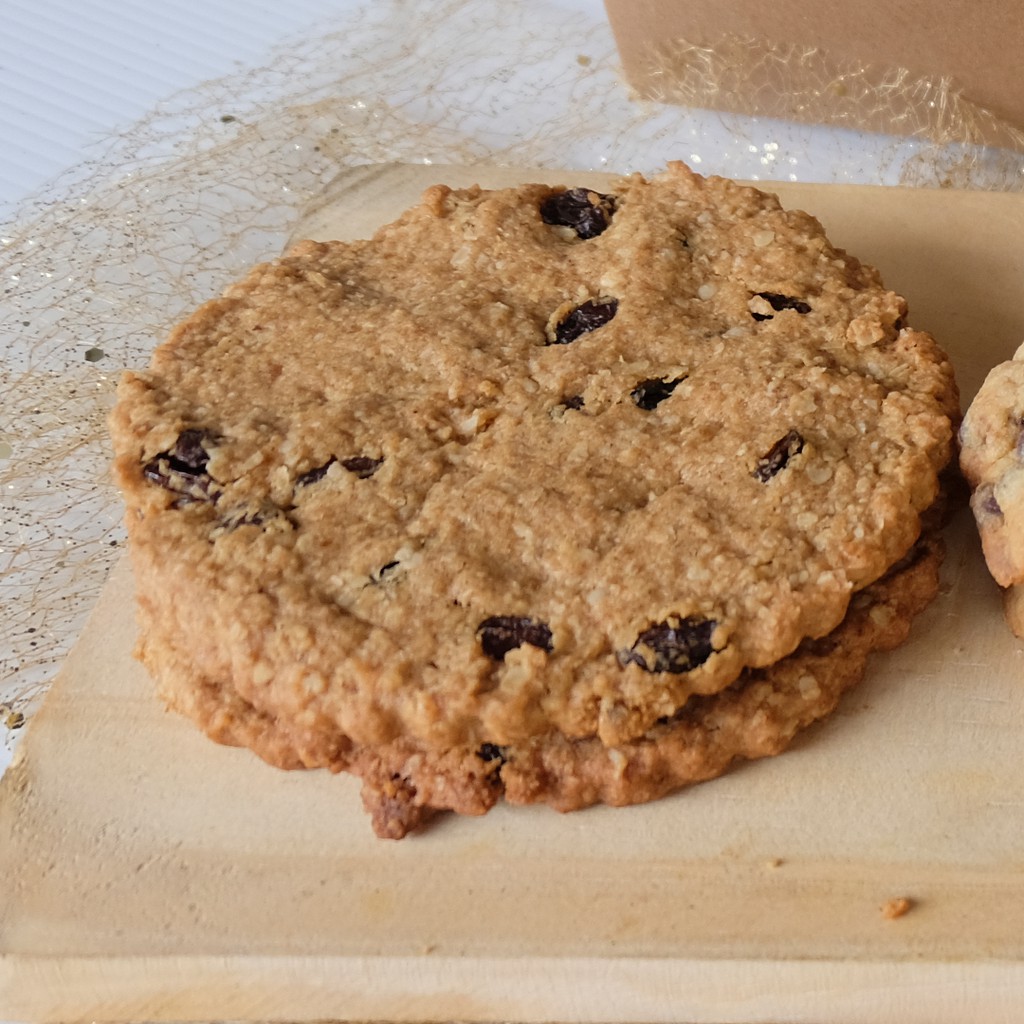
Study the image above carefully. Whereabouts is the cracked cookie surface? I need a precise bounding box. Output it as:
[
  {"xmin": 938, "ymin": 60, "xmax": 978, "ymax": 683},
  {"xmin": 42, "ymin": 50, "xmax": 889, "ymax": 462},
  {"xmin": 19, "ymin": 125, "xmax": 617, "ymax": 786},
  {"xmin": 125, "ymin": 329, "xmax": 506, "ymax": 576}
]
[{"xmin": 111, "ymin": 163, "xmax": 958, "ymax": 831}]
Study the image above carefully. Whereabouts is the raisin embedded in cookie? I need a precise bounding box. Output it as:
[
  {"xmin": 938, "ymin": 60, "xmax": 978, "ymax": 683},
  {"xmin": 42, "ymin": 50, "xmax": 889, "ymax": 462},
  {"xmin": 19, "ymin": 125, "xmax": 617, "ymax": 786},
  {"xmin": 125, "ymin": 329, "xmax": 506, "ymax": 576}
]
[
  {"xmin": 110, "ymin": 162, "xmax": 959, "ymax": 835},
  {"xmin": 959, "ymin": 341, "xmax": 1024, "ymax": 636}
]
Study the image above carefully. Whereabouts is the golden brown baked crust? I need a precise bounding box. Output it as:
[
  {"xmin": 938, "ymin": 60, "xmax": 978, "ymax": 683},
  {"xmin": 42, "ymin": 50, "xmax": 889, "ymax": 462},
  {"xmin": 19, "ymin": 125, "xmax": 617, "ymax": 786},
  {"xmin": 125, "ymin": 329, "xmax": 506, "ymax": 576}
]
[{"xmin": 110, "ymin": 163, "xmax": 958, "ymax": 835}]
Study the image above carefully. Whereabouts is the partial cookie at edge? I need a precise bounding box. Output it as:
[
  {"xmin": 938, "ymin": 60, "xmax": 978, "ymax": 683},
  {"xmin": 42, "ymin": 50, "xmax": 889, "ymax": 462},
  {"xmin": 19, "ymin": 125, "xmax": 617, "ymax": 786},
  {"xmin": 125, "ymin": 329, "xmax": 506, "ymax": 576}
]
[{"xmin": 959, "ymin": 340, "xmax": 1024, "ymax": 636}]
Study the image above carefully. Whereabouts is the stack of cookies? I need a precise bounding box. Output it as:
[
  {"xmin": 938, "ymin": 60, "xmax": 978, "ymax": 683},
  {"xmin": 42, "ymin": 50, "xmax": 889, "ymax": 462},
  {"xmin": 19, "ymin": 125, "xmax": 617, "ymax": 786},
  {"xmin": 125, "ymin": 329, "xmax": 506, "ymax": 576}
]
[{"xmin": 110, "ymin": 163, "xmax": 959, "ymax": 838}]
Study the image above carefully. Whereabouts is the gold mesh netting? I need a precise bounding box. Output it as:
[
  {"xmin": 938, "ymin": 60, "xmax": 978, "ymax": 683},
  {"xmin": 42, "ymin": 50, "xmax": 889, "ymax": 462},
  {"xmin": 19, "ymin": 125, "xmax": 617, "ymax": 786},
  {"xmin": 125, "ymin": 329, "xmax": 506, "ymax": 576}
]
[
  {"xmin": 644, "ymin": 34, "xmax": 1024, "ymax": 190},
  {"xmin": 2, "ymin": 0, "xmax": 1022, "ymax": 759}
]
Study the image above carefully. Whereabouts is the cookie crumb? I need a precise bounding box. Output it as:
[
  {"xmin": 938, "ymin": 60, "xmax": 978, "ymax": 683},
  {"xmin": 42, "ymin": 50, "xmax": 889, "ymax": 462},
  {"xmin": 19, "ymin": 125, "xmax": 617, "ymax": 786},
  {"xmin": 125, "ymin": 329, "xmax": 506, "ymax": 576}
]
[
  {"xmin": 765, "ymin": 857, "xmax": 784, "ymax": 869},
  {"xmin": 880, "ymin": 896, "xmax": 914, "ymax": 919}
]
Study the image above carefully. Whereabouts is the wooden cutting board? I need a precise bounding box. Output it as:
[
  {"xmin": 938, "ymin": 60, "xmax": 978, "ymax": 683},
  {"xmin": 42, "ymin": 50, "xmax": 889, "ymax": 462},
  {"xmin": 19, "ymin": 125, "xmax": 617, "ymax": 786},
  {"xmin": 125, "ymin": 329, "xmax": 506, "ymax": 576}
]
[{"xmin": 3, "ymin": 165, "xmax": 1024, "ymax": 1024}]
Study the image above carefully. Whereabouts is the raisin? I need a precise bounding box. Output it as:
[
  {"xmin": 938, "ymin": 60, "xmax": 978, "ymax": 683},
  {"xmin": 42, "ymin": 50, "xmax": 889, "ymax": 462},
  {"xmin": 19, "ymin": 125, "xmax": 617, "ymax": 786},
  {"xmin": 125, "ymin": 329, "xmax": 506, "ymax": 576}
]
[
  {"xmin": 540, "ymin": 187, "xmax": 616, "ymax": 239},
  {"xmin": 341, "ymin": 455, "xmax": 383, "ymax": 478},
  {"xmin": 550, "ymin": 298, "xmax": 618, "ymax": 345},
  {"xmin": 172, "ymin": 429, "xmax": 209, "ymax": 467},
  {"xmin": 477, "ymin": 615, "xmax": 553, "ymax": 660},
  {"xmin": 475, "ymin": 742, "xmax": 508, "ymax": 787},
  {"xmin": 750, "ymin": 292, "xmax": 812, "ymax": 321},
  {"xmin": 296, "ymin": 458, "xmax": 336, "ymax": 487},
  {"xmin": 298, "ymin": 455, "xmax": 382, "ymax": 484},
  {"xmin": 142, "ymin": 429, "xmax": 218, "ymax": 501},
  {"xmin": 476, "ymin": 742, "xmax": 508, "ymax": 764},
  {"xmin": 753, "ymin": 429, "xmax": 804, "ymax": 482},
  {"xmin": 561, "ymin": 394, "xmax": 585, "ymax": 410},
  {"xmin": 370, "ymin": 560, "xmax": 401, "ymax": 583},
  {"xmin": 631, "ymin": 375, "xmax": 685, "ymax": 410},
  {"xmin": 620, "ymin": 617, "xmax": 718, "ymax": 673}
]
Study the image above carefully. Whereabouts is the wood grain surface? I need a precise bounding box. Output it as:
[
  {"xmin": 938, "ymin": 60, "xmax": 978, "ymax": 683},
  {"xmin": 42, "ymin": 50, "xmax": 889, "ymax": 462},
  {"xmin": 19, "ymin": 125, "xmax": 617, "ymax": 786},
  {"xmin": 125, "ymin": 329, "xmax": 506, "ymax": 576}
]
[{"xmin": 2, "ymin": 165, "xmax": 1024, "ymax": 1023}]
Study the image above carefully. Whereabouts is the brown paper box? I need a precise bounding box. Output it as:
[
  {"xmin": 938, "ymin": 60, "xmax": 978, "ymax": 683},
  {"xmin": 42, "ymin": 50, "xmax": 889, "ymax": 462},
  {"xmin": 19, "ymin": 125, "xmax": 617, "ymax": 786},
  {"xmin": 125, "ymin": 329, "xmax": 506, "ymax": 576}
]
[{"xmin": 604, "ymin": 0, "xmax": 1024, "ymax": 140}]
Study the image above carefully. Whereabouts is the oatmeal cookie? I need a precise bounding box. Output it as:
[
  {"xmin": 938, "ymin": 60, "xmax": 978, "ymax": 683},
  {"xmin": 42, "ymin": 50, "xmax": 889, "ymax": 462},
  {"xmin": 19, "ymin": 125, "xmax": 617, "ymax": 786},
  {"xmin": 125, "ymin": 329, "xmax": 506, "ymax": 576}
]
[
  {"xmin": 959, "ymin": 341, "xmax": 1024, "ymax": 635},
  {"xmin": 111, "ymin": 163, "xmax": 958, "ymax": 833}
]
